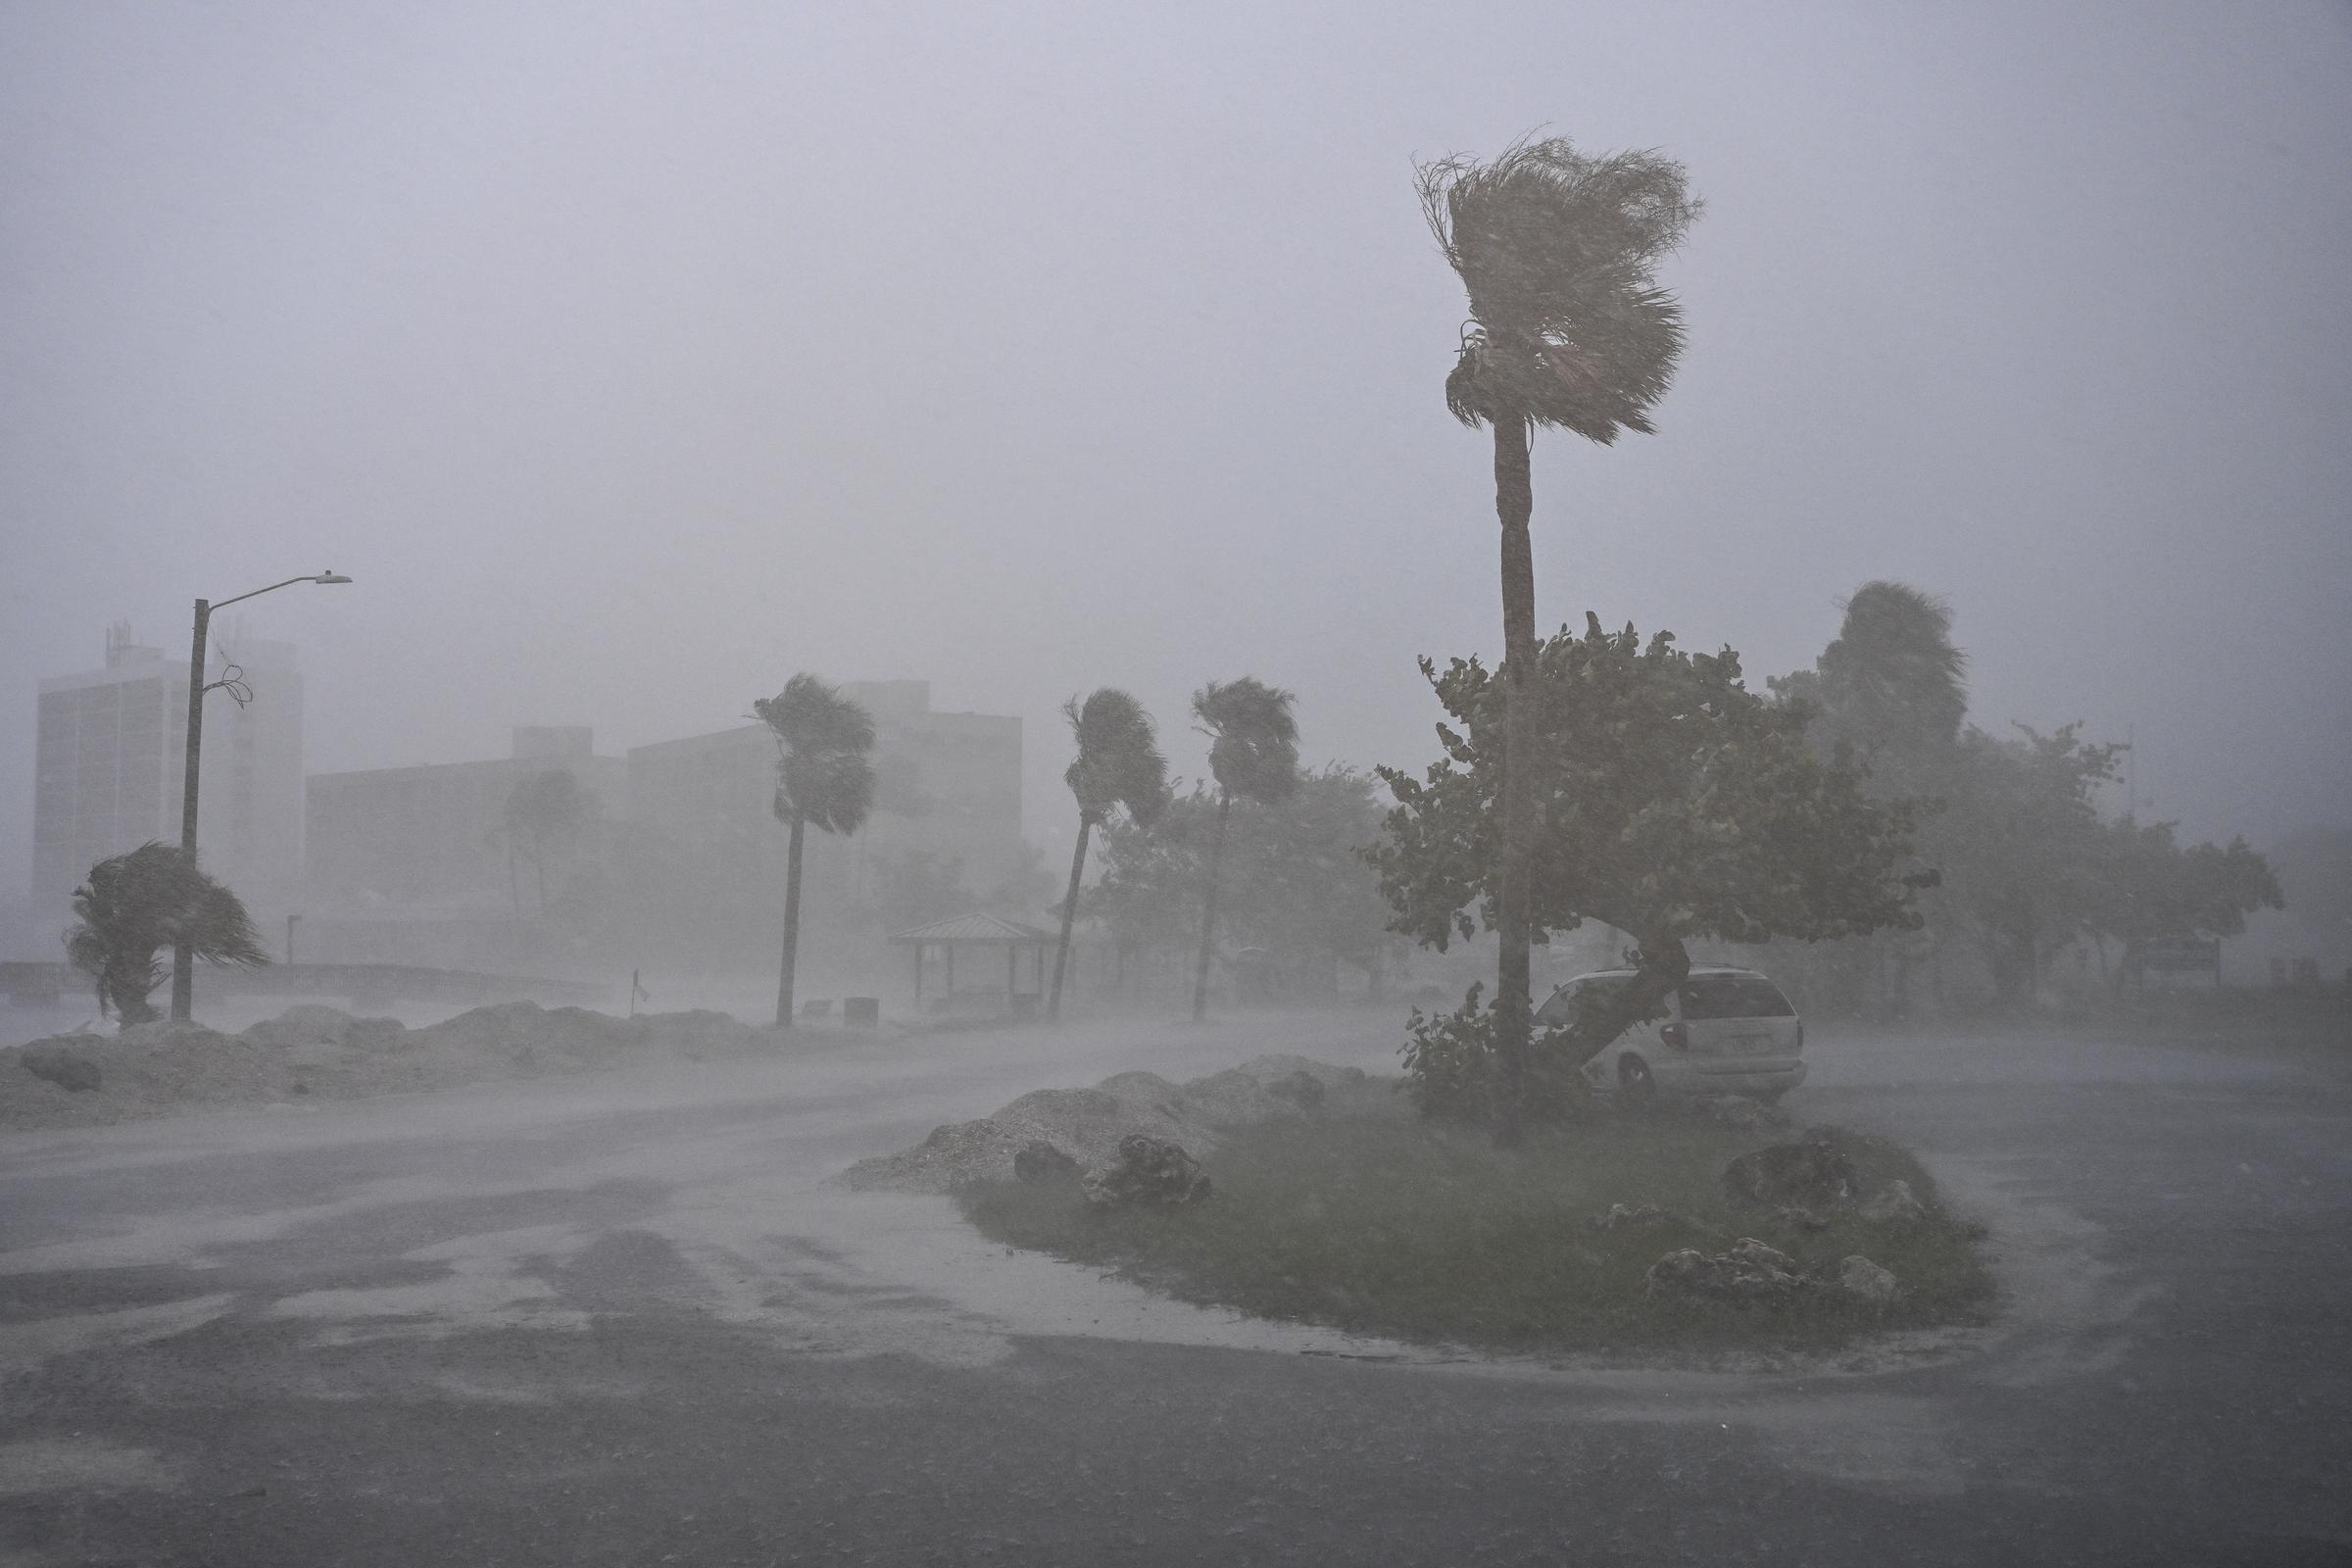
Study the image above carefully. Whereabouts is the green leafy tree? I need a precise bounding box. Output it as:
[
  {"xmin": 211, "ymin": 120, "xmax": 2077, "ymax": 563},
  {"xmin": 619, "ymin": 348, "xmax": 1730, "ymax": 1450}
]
[
  {"xmin": 1769, "ymin": 582, "xmax": 1969, "ymax": 1014},
  {"xmin": 1416, "ymin": 135, "xmax": 1701, "ymax": 1139},
  {"xmin": 1935, "ymin": 724, "xmax": 2124, "ymax": 1005},
  {"xmin": 1189, "ymin": 678, "xmax": 1299, "ymax": 1020},
  {"xmin": 1092, "ymin": 766, "xmax": 1391, "ymax": 1000},
  {"xmin": 65, "ymin": 842, "xmax": 269, "ymax": 1026},
  {"xmin": 754, "ymin": 675, "xmax": 877, "ymax": 1027},
  {"xmin": 1369, "ymin": 616, "xmax": 1926, "ymax": 1124},
  {"xmin": 1051, "ymin": 689, "xmax": 1168, "ymax": 1019},
  {"xmin": 2087, "ymin": 818, "xmax": 2282, "ymax": 992},
  {"xmin": 501, "ymin": 769, "xmax": 592, "ymax": 915}
]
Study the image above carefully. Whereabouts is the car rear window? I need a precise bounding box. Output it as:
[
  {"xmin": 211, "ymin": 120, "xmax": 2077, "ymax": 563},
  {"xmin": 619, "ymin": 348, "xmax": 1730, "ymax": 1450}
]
[{"xmin": 1677, "ymin": 974, "xmax": 1795, "ymax": 1020}]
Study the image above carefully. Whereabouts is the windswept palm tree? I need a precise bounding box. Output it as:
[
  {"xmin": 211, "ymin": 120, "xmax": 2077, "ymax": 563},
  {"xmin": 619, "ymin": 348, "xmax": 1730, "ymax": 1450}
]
[
  {"xmin": 1416, "ymin": 134, "xmax": 1699, "ymax": 1139},
  {"xmin": 754, "ymin": 675, "xmax": 876, "ymax": 1028},
  {"xmin": 1050, "ymin": 689, "xmax": 1168, "ymax": 1020},
  {"xmin": 1190, "ymin": 677, "xmax": 1298, "ymax": 1022},
  {"xmin": 1816, "ymin": 581, "xmax": 1969, "ymax": 766},
  {"xmin": 66, "ymin": 842, "xmax": 269, "ymax": 1026}
]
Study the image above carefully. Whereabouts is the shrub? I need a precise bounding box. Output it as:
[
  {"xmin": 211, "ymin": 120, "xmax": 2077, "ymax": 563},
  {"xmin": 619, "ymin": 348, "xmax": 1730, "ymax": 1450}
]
[{"xmin": 1399, "ymin": 982, "xmax": 1593, "ymax": 1124}]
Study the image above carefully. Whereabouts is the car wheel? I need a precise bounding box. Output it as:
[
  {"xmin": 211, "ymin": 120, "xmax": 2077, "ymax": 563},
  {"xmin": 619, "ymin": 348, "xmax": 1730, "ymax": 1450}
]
[{"xmin": 1618, "ymin": 1054, "xmax": 1658, "ymax": 1103}]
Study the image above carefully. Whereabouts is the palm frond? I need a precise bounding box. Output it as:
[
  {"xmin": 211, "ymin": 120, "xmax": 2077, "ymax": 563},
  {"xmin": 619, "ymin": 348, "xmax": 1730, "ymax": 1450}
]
[
  {"xmin": 1418, "ymin": 134, "xmax": 1699, "ymax": 440},
  {"xmin": 758, "ymin": 673, "xmax": 878, "ymax": 835},
  {"xmin": 1194, "ymin": 677, "xmax": 1300, "ymax": 807},
  {"xmin": 1064, "ymin": 688, "xmax": 1170, "ymax": 826}
]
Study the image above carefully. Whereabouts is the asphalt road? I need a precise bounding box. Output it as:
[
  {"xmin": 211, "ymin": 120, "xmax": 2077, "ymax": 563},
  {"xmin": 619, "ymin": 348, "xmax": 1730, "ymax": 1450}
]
[{"xmin": 2, "ymin": 1009, "xmax": 2347, "ymax": 1566}]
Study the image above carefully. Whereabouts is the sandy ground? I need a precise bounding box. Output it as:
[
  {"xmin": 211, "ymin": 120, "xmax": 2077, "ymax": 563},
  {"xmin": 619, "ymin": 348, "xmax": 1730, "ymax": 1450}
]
[{"xmin": 1, "ymin": 1007, "xmax": 2348, "ymax": 1564}]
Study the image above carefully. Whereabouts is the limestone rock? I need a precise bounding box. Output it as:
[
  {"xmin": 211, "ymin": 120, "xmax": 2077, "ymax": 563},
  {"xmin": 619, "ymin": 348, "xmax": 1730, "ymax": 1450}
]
[
  {"xmin": 1643, "ymin": 1243, "xmax": 1808, "ymax": 1308},
  {"xmin": 1860, "ymin": 1179, "xmax": 1929, "ymax": 1225},
  {"xmin": 1836, "ymin": 1254, "xmax": 1899, "ymax": 1305},
  {"xmin": 1012, "ymin": 1141, "xmax": 1081, "ymax": 1186},
  {"xmin": 1082, "ymin": 1134, "xmax": 1211, "ymax": 1209},
  {"xmin": 20, "ymin": 1045, "xmax": 101, "ymax": 1094}
]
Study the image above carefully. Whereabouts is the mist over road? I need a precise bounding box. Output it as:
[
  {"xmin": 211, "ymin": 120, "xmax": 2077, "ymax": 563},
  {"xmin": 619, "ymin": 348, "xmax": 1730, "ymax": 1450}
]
[{"xmin": 2, "ymin": 1011, "xmax": 2346, "ymax": 1565}]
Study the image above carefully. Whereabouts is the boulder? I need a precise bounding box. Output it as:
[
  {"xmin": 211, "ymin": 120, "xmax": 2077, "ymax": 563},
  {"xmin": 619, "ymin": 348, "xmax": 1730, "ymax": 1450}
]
[
  {"xmin": 1721, "ymin": 1136, "xmax": 1861, "ymax": 1210},
  {"xmin": 1726, "ymin": 1237, "xmax": 1798, "ymax": 1275},
  {"xmin": 1642, "ymin": 1243, "xmax": 1808, "ymax": 1308},
  {"xmin": 1835, "ymin": 1254, "xmax": 1899, "ymax": 1305},
  {"xmin": 1592, "ymin": 1202, "xmax": 1677, "ymax": 1231},
  {"xmin": 1012, "ymin": 1141, "xmax": 1082, "ymax": 1186},
  {"xmin": 20, "ymin": 1045, "xmax": 101, "ymax": 1094},
  {"xmin": 1860, "ymin": 1179, "xmax": 1929, "ymax": 1225},
  {"xmin": 1767, "ymin": 1204, "xmax": 1834, "ymax": 1233},
  {"xmin": 1082, "ymin": 1134, "xmax": 1212, "ymax": 1209}
]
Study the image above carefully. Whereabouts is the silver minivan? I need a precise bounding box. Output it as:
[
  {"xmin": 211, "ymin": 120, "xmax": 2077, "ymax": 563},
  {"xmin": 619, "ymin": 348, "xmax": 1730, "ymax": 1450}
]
[{"xmin": 1536, "ymin": 965, "xmax": 1807, "ymax": 1102}]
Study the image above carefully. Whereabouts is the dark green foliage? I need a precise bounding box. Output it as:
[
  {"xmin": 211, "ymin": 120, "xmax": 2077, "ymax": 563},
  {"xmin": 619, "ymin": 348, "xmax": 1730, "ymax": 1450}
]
[
  {"xmin": 1398, "ymin": 982, "xmax": 1593, "ymax": 1123},
  {"xmin": 1418, "ymin": 136, "xmax": 1700, "ymax": 442},
  {"xmin": 1092, "ymin": 766, "xmax": 1392, "ymax": 991},
  {"xmin": 65, "ymin": 842, "xmax": 269, "ymax": 1026},
  {"xmin": 1193, "ymin": 677, "xmax": 1299, "ymax": 808},
  {"xmin": 1370, "ymin": 615, "xmax": 1927, "ymax": 1086},
  {"xmin": 755, "ymin": 674, "xmax": 878, "ymax": 836},
  {"xmin": 1062, "ymin": 688, "xmax": 1168, "ymax": 830},
  {"xmin": 960, "ymin": 1101, "xmax": 1991, "ymax": 1352}
]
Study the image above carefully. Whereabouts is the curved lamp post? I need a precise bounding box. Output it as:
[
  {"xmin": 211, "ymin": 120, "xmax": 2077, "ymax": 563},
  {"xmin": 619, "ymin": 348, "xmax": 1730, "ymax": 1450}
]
[{"xmin": 171, "ymin": 571, "xmax": 353, "ymax": 1022}]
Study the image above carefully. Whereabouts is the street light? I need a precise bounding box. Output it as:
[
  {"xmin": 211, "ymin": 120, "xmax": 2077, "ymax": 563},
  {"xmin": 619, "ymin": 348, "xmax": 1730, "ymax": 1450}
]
[{"xmin": 171, "ymin": 571, "xmax": 354, "ymax": 1022}]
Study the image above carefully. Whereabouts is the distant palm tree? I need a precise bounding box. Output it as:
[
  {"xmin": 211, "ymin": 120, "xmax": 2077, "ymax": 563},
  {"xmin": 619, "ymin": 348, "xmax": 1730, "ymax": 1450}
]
[
  {"xmin": 1417, "ymin": 134, "xmax": 1699, "ymax": 1138},
  {"xmin": 1051, "ymin": 689, "xmax": 1168, "ymax": 1020},
  {"xmin": 1815, "ymin": 581, "xmax": 1970, "ymax": 767},
  {"xmin": 1190, "ymin": 678, "xmax": 1298, "ymax": 1022},
  {"xmin": 66, "ymin": 842, "xmax": 269, "ymax": 1026},
  {"xmin": 754, "ymin": 675, "xmax": 876, "ymax": 1028},
  {"xmin": 502, "ymin": 769, "xmax": 590, "ymax": 915}
]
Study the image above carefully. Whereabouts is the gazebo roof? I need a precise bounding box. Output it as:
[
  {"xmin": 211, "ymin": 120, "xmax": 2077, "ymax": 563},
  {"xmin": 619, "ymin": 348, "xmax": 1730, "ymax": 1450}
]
[{"xmin": 890, "ymin": 912, "xmax": 1056, "ymax": 946}]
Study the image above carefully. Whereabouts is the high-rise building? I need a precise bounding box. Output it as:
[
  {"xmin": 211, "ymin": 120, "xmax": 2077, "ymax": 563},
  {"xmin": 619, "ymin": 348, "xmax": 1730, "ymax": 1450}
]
[{"xmin": 29, "ymin": 623, "xmax": 304, "ymax": 914}]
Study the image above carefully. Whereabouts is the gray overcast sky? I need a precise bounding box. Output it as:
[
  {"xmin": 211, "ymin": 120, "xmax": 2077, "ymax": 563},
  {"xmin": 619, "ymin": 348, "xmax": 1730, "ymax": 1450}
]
[{"xmin": 4, "ymin": 0, "xmax": 2348, "ymax": 901}]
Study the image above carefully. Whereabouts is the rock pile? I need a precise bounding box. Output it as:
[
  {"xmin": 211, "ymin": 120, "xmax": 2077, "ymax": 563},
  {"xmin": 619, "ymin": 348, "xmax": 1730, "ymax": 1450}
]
[
  {"xmin": 836, "ymin": 1054, "xmax": 1367, "ymax": 1195},
  {"xmin": 2, "ymin": 1003, "xmax": 782, "ymax": 1131}
]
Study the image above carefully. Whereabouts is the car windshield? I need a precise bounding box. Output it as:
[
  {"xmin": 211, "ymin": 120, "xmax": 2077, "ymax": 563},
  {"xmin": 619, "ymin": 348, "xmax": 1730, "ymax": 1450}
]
[{"xmin": 1678, "ymin": 974, "xmax": 1795, "ymax": 1020}]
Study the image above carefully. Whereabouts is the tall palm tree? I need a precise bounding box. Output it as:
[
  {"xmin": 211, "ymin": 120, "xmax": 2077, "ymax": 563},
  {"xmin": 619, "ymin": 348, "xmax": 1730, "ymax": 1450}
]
[
  {"xmin": 1417, "ymin": 134, "xmax": 1699, "ymax": 1138},
  {"xmin": 1050, "ymin": 689, "xmax": 1168, "ymax": 1020},
  {"xmin": 1190, "ymin": 677, "xmax": 1298, "ymax": 1022},
  {"xmin": 754, "ymin": 675, "xmax": 876, "ymax": 1028},
  {"xmin": 66, "ymin": 842, "xmax": 269, "ymax": 1026}
]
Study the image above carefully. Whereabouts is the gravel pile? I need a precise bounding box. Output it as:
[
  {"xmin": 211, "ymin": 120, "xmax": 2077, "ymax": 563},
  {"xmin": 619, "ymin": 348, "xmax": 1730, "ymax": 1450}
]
[
  {"xmin": 836, "ymin": 1055, "xmax": 1366, "ymax": 1195},
  {"xmin": 0, "ymin": 1004, "xmax": 783, "ymax": 1131}
]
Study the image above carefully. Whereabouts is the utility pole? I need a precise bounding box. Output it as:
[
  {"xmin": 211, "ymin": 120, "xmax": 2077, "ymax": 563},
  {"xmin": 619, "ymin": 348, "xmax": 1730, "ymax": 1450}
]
[{"xmin": 170, "ymin": 572, "xmax": 352, "ymax": 1022}]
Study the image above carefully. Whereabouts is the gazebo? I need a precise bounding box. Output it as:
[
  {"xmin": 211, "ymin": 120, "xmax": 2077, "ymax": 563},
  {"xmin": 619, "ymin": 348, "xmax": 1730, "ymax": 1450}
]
[{"xmin": 892, "ymin": 912, "xmax": 1057, "ymax": 1015}]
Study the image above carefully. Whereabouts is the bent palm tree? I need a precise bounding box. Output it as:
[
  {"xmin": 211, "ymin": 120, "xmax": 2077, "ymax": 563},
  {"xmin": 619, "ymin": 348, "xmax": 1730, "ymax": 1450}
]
[
  {"xmin": 754, "ymin": 675, "xmax": 876, "ymax": 1028},
  {"xmin": 1050, "ymin": 689, "xmax": 1168, "ymax": 1020},
  {"xmin": 1816, "ymin": 581, "xmax": 1969, "ymax": 768},
  {"xmin": 1190, "ymin": 677, "xmax": 1299, "ymax": 1022},
  {"xmin": 66, "ymin": 842, "xmax": 269, "ymax": 1026},
  {"xmin": 1417, "ymin": 134, "xmax": 1699, "ymax": 1139}
]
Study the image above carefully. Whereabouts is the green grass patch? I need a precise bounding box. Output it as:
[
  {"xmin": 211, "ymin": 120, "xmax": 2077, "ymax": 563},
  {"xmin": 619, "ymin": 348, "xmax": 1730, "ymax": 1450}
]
[{"xmin": 957, "ymin": 1083, "xmax": 1993, "ymax": 1354}]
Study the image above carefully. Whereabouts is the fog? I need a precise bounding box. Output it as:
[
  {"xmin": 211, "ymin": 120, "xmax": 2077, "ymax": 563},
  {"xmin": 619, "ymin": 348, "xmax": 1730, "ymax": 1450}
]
[{"xmin": 4, "ymin": 0, "xmax": 2348, "ymax": 924}]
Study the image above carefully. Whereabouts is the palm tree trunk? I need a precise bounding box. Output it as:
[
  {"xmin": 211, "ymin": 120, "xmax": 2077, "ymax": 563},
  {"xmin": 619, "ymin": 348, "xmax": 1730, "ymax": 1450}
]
[
  {"xmin": 1493, "ymin": 414, "xmax": 1538, "ymax": 1144},
  {"xmin": 1049, "ymin": 815, "xmax": 1093, "ymax": 1021},
  {"xmin": 1191, "ymin": 790, "xmax": 1235, "ymax": 1022},
  {"xmin": 776, "ymin": 811, "xmax": 808, "ymax": 1028}
]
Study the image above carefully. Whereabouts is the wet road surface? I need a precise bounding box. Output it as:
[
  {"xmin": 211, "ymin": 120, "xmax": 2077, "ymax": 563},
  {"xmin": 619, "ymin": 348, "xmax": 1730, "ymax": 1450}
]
[{"xmin": 2, "ymin": 1011, "xmax": 2347, "ymax": 1565}]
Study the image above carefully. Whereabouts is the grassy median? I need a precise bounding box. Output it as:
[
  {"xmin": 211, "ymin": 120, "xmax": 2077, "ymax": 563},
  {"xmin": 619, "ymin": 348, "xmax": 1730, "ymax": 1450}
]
[{"xmin": 957, "ymin": 1084, "xmax": 1993, "ymax": 1354}]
